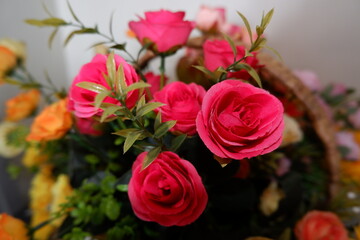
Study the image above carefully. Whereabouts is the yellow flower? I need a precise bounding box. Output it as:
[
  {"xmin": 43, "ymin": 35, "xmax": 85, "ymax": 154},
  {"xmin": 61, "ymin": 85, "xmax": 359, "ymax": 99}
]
[
  {"xmin": 29, "ymin": 165, "xmax": 55, "ymax": 240},
  {"xmin": 0, "ymin": 38, "xmax": 26, "ymax": 62},
  {"xmin": 259, "ymin": 181, "xmax": 284, "ymax": 216},
  {"xmin": 341, "ymin": 160, "xmax": 360, "ymax": 183},
  {"xmin": 22, "ymin": 143, "xmax": 48, "ymax": 168},
  {"xmin": 280, "ymin": 114, "xmax": 303, "ymax": 147},
  {"xmin": 50, "ymin": 174, "xmax": 73, "ymax": 228},
  {"xmin": 0, "ymin": 121, "xmax": 25, "ymax": 158},
  {"xmin": 354, "ymin": 224, "xmax": 360, "ymax": 240},
  {"xmin": 0, "ymin": 213, "xmax": 28, "ymax": 240},
  {"xmin": 5, "ymin": 89, "xmax": 41, "ymax": 122},
  {"xmin": 0, "ymin": 46, "xmax": 16, "ymax": 73}
]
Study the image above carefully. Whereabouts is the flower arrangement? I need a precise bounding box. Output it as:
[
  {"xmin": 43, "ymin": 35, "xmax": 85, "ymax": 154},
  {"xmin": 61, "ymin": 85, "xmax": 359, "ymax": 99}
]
[{"xmin": 1, "ymin": 3, "xmax": 360, "ymax": 240}]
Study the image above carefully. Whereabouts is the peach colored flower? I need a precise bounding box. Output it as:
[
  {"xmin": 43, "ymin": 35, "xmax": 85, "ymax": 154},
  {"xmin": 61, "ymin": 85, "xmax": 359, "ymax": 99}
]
[
  {"xmin": 0, "ymin": 38, "xmax": 26, "ymax": 62},
  {"xmin": 0, "ymin": 213, "xmax": 28, "ymax": 240},
  {"xmin": 5, "ymin": 89, "xmax": 41, "ymax": 122},
  {"xmin": 0, "ymin": 46, "xmax": 16, "ymax": 73},
  {"xmin": 26, "ymin": 98, "xmax": 73, "ymax": 142}
]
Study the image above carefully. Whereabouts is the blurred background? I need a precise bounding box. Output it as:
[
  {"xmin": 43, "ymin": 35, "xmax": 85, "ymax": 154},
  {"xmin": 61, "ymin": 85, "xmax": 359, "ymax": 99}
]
[{"xmin": 0, "ymin": 0, "xmax": 359, "ymax": 217}]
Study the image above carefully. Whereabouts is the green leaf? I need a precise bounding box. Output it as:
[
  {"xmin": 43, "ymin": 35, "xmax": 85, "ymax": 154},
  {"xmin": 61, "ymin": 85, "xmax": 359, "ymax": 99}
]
[
  {"xmin": 24, "ymin": 19, "xmax": 47, "ymax": 27},
  {"xmin": 136, "ymin": 95, "xmax": 146, "ymax": 113},
  {"xmin": 192, "ymin": 65, "xmax": 216, "ymax": 80},
  {"xmin": 154, "ymin": 120, "xmax": 176, "ymax": 138},
  {"xmin": 112, "ymin": 128, "xmax": 139, "ymax": 138},
  {"xmin": 94, "ymin": 90, "xmax": 112, "ymax": 109},
  {"xmin": 110, "ymin": 44, "xmax": 126, "ymax": 51},
  {"xmin": 233, "ymin": 63, "xmax": 262, "ymax": 87},
  {"xmin": 136, "ymin": 102, "xmax": 165, "ymax": 118},
  {"xmin": 170, "ymin": 134, "xmax": 187, "ymax": 152},
  {"xmin": 6, "ymin": 164, "xmax": 21, "ymax": 179},
  {"xmin": 264, "ymin": 45, "xmax": 283, "ymax": 62},
  {"xmin": 154, "ymin": 111, "xmax": 162, "ymax": 130},
  {"xmin": 215, "ymin": 66, "xmax": 228, "ymax": 74},
  {"xmin": 76, "ymin": 81, "xmax": 108, "ymax": 94},
  {"xmin": 102, "ymin": 197, "xmax": 121, "ymax": 221},
  {"xmin": 64, "ymin": 28, "xmax": 97, "ymax": 46},
  {"xmin": 48, "ymin": 27, "xmax": 58, "ymax": 49},
  {"xmin": 67, "ymin": 0, "xmax": 81, "ymax": 24},
  {"xmin": 116, "ymin": 184, "xmax": 128, "ymax": 192},
  {"xmin": 42, "ymin": 18, "xmax": 67, "ymax": 26},
  {"xmin": 84, "ymin": 154, "xmax": 100, "ymax": 165},
  {"xmin": 237, "ymin": 11, "xmax": 253, "ymax": 44},
  {"xmin": 142, "ymin": 146, "xmax": 162, "ymax": 170},
  {"xmin": 109, "ymin": 11, "xmax": 115, "ymax": 40},
  {"xmin": 125, "ymin": 81, "xmax": 150, "ymax": 93},
  {"xmin": 115, "ymin": 64, "xmax": 126, "ymax": 96},
  {"xmin": 100, "ymin": 105, "xmax": 124, "ymax": 122},
  {"xmin": 262, "ymin": 9, "xmax": 274, "ymax": 30},
  {"xmin": 106, "ymin": 52, "xmax": 116, "ymax": 84},
  {"xmin": 42, "ymin": 2, "xmax": 54, "ymax": 17},
  {"xmin": 123, "ymin": 131, "xmax": 143, "ymax": 153},
  {"xmin": 223, "ymin": 33, "xmax": 237, "ymax": 60},
  {"xmin": 256, "ymin": 25, "xmax": 264, "ymax": 37}
]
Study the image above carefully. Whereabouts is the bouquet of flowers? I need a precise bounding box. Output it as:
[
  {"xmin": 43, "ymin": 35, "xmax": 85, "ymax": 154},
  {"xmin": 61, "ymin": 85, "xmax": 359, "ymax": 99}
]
[{"xmin": 1, "ymin": 3, "xmax": 360, "ymax": 240}]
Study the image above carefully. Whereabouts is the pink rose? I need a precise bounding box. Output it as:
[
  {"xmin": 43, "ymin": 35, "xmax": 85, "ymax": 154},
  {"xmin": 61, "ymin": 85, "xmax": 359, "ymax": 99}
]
[
  {"xmin": 143, "ymin": 72, "xmax": 168, "ymax": 100},
  {"xmin": 195, "ymin": 5, "xmax": 226, "ymax": 33},
  {"xmin": 153, "ymin": 81, "xmax": 206, "ymax": 136},
  {"xmin": 74, "ymin": 117, "xmax": 103, "ymax": 136},
  {"xmin": 128, "ymin": 151, "xmax": 208, "ymax": 226},
  {"xmin": 129, "ymin": 10, "xmax": 194, "ymax": 53},
  {"xmin": 203, "ymin": 39, "xmax": 261, "ymax": 80},
  {"xmin": 336, "ymin": 131, "xmax": 360, "ymax": 160},
  {"xmin": 293, "ymin": 69, "xmax": 322, "ymax": 92},
  {"xmin": 69, "ymin": 54, "xmax": 139, "ymax": 118},
  {"xmin": 196, "ymin": 80, "xmax": 284, "ymax": 160},
  {"xmin": 295, "ymin": 211, "xmax": 348, "ymax": 240}
]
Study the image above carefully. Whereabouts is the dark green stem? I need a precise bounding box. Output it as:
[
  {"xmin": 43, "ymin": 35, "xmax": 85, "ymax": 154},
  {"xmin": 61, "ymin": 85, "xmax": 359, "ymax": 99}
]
[{"xmin": 159, "ymin": 54, "xmax": 166, "ymax": 89}]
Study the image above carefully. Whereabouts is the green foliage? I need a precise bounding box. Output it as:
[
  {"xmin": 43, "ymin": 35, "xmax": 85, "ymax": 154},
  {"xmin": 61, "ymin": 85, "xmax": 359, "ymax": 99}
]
[{"xmin": 6, "ymin": 164, "xmax": 22, "ymax": 179}]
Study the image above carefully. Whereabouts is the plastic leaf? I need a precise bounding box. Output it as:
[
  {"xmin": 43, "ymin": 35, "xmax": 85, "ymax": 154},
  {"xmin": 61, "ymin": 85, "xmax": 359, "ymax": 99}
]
[
  {"xmin": 170, "ymin": 134, "xmax": 187, "ymax": 152},
  {"xmin": 106, "ymin": 52, "xmax": 116, "ymax": 84},
  {"xmin": 123, "ymin": 131, "xmax": 143, "ymax": 153},
  {"xmin": 142, "ymin": 146, "xmax": 162, "ymax": 170},
  {"xmin": 223, "ymin": 33, "xmax": 237, "ymax": 60},
  {"xmin": 154, "ymin": 120, "xmax": 176, "ymax": 138},
  {"xmin": 110, "ymin": 44, "xmax": 126, "ymax": 51},
  {"xmin": 233, "ymin": 63, "xmax": 262, "ymax": 88},
  {"xmin": 100, "ymin": 105, "xmax": 124, "ymax": 122},
  {"xmin": 76, "ymin": 81, "xmax": 108, "ymax": 94},
  {"xmin": 115, "ymin": 64, "xmax": 126, "ymax": 96},
  {"xmin": 136, "ymin": 102, "xmax": 164, "ymax": 118},
  {"xmin": 192, "ymin": 65, "xmax": 217, "ymax": 80},
  {"xmin": 48, "ymin": 28, "xmax": 58, "ymax": 49},
  {"xmin": 64, "ymin": 28, "xmax": 97, "ymax": 46},
  {"xmin": 125, "ymin": 81, "xmax": 150, "ymax": 94},
  {"xmin": 237, "ymin": 11, "xmax": 253, "ymax": 44},
  {"xmin": 67, "ymin": 0, "xmax": 81, "ymax": 24},
  {"xmin": 154, "ymin": 111, "xmax": 162, "ymax": 130},
  {"xmin": 116, "ymin": 184, "xmax": 128, "ymax": 192},
  {"xmin": 112, "ymin": 128, "xmax": 139, "ymax": 138}
]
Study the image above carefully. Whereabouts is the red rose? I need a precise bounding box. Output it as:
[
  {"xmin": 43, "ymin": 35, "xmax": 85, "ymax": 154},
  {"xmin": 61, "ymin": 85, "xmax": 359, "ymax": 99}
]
[
  {"xmin": 69, "ymin": 54, "xmax": 139, "ymax": 118},
  {"xmin": 203, "ymin": 39, "xmax": 261, "ymax": 80},
  {"xmin": 128, "ymin": 151, "xmax": 208, "ymax": 226},
  {"xmin": 196, "ymin": 80, "xmax": 284, "ymax": 160},
  {"xmin": 129, "ymin": 10, "xmax": 194, "ymax": 53},
  {"xmin": 295, "ymin": 211, "xmax": 348, "ymax": 240},
  {"xmin": 153, "ymin": 81, "xmax": 206, "ymax": 136}
]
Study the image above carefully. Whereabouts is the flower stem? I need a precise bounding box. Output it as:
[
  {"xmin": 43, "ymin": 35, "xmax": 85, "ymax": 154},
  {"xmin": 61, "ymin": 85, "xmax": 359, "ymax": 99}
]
[{"xmin": 159, "ymin": 54, "xmax": 166, "ymax": 90}]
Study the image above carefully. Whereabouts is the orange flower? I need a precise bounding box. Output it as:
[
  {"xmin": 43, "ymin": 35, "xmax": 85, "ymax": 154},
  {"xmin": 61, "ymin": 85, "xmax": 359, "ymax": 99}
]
[
  {"xmin": 0, "ymin": 213, "xmax": 28, "ymax": 240},
  {"xmin": 5, "ymin": 89, "xmax": 41, "ymax": 122},
  {"xmin": 26, "ymin": 98, "xmax": 73, "ymax": 142},
  {"xmin": 0, "ymin": 46, "xmax": 17, "ymax": 73}
]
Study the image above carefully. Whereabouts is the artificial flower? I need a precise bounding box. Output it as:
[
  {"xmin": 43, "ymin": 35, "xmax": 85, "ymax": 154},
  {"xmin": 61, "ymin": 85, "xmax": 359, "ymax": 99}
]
[
  {"xmin": 50, "ymin": 174, "xmax": 73, "ymax": 228},
  {"xmin": 22, "ymin": 143, "xmax": 48, "ymax": 168},
  {"xmin": 0, "ymin": 121, "xmax": 25, "ymax": 158},
  {"xmin": 0, "ymin": 38, "xmax": 26, "ymax": 62},
  {"xmin": 349, "ymin": 109, "xmax": 360, "ymax": 129},
  {"xmin": 144, "ymin": 72, "xmax": 168, "ymax": 100},
  {"xmin": 29, "ymin": 165, "xmax": 55, "ymax": 240},
  {"xmin": 280, "ymin": 113, "xmax": 303, "ymax": 147},
  {"xmin": 295, "ymin": 210, "xmax": 348, "ymax": 240},
  {"xmin": 203, "ymin": 39, "xmax": 261, "ymax": 80},
  {"xmin": 5, "ymin": 89, "xmax": 41, "ymax": 122},
  {"xmin": 259, "ymin": 181, "xmax": 284, "ymax": 216},
  {"xmin": 0, "ymin": 46, "xmax": 16, "ymax": 73},
  {"xmin": 196, "ymin": 80, "xmax": 284, "ymax": 160},
  {"xmin": 195, "ymin": 5, "xmax": 225, "ymax": 33},
  {"xmin": 74, "ymin": 116, "xmax": 104, "ymax": 136},
  {"xmin": 336, "ymin": 131, "xmax": 360, "ymax": 160},
  {"xmin": 68, "ymin": 54, "xmax": 139, "ymax": 118},
  {"xmin": 293, "ymin": 69, "xmax": 322, "ymax": 92},
  {"xmin": 26, "ymin": 98, "xmax": 73, "ymax": 142},
  {"xmin": 153, "ymin": 81, "xmax": 206, "ymax": 136},
  {"xmin": 341, "ymin": 160, "xmax": 360, "ymax": 183},
  {"xmin": 128, "ymin": 151, "xmax": 208, "ymax": 226},
  {"xmin": 129, "ymin": 10, "xmax": 194, "ymax": 53},
  {"xmin": 0, "ymin": 213, "xmax": 28, "ymax": 240}
]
